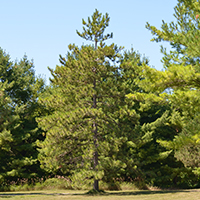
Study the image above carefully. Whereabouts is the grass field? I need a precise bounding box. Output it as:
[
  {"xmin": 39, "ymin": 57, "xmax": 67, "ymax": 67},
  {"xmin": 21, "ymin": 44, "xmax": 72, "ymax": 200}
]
[{"xmin": 1, "ymin": 189, "xmax": 200, "ymax": 200}]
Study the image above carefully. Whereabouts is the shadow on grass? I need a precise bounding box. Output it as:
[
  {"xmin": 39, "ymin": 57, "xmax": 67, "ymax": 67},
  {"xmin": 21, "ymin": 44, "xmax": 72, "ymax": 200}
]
[
  {"xmin": 0, "ymin": 189, "xmax": 200, "ymax": 197},
  {"xmin": 0, "ymin": 192, "xmax": 70, "ymax": 197},
  {"xmin": 81, "ymin": 189, "xmax": 200, "ymax": 196},
  {"xmin": 101, "ymin": 190, "xmax": 195, "ymax": 196}
]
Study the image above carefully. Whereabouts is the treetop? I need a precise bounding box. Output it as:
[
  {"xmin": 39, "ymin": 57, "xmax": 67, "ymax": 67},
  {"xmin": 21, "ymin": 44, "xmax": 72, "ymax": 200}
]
[{"xmin": 76, "ymin": 9, "xmax": 113, "ymax": 45}]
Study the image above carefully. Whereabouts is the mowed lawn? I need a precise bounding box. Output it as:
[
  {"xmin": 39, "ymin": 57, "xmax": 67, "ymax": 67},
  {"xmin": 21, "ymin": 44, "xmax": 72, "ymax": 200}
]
[{"xmin": 1, "ymin": 189, "xmax": 200, "ymax": 200}]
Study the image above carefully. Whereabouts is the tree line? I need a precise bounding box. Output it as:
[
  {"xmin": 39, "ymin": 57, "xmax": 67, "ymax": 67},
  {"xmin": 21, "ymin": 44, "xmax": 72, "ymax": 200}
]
[{"xmin": 1, "ymin": 0, "xmax": 200, "ymax": 190}]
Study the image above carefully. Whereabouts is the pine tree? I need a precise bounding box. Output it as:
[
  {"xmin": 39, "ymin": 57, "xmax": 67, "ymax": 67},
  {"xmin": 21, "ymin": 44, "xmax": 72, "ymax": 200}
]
[
  {"xmin": 143, "ymin": 0, "xmax": 200, "ymax": 139},
  {"xmin": 0, "ymin": 50, "xmax": 46, "ymax": 184},
  {"xmin": 0, "ymin": 50, "xmax": 14, "ymax": 181},
  {"xmin": 37, "ymin": 9, "xmax": 121, "ymax": 190},
  {"xmin": 76, "ymin": 10, "xmax": 115, "ymax": 190},
  {"xmin": 37, "ymin": 10, "xmax": 159, "ymax": 190},
  {"xmin": 129, "ymin": 0, "xmax": 200, "ymax": 183},
  {"xmin": 37, "ymin": 14, "xmax": 183, "ymax": 188}
]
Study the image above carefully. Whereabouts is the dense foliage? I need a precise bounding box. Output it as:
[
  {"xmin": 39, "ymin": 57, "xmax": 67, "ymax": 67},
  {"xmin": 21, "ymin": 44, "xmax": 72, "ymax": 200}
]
[{"xmin": 0, "ymin": 50, "xmax": 46, "ymax": 185}]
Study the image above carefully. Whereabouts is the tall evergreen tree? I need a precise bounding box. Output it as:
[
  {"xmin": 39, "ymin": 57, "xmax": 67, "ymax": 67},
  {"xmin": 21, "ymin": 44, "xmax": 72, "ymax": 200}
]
[
  {"xmin": 37, "ymin": 9, "xmax": 186, "ymax": 189},
  {"xmin": 130, "ymin": 0, "xmax": 200, "ymax": 182},
  {"xmin": 37, "ymin": 10, "xmax": 160, "ymax": 190},
  {"xmin": 0, "ymin": 49, "xmax": 46, "ymax": 184},
  {"xmin": 0, "ymin": 50, "xmax": 14, "ymax": 182},
  {"xmin": 76, "ymin": 10, "xmax": 114, "ymax": 190},
  {"xmin": 38, "ymin": 9, "xmax": 123, "ymax": 190},
  {"xmin": 143, "ymin": 0, "xmax": 200, "ymax": 142}
]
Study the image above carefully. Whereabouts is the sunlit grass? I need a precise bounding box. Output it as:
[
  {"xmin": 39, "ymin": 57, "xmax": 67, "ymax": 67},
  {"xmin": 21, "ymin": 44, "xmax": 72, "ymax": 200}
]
[{"xmin": 1, "ymin": 189, "xmax": 200, "ymax": 200}]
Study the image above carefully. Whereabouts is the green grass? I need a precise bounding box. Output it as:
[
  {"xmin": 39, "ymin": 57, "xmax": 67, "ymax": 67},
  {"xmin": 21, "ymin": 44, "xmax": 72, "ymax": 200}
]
[{"xmin": 1, "ymin": 189, "xmax": 200, "ymax": 200}]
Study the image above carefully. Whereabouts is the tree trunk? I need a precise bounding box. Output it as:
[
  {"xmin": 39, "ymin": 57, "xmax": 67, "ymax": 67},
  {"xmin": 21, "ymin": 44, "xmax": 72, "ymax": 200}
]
[
  {"xmin": 93, "ymin": 38, "xmax": 99, "ymax": 191},
  {"xmin": 93, "ymin": 134, "xmax": 99, "ymax": 190},
  {"xmin": 93, "ymin": 83, "xmax": 99, "ymax": 191}
]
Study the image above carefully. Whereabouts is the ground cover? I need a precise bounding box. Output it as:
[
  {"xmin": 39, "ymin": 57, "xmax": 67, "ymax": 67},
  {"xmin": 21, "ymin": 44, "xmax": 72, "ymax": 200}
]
[{"xmin": 0, "ymin": 189, "xmax": 200, "ymax": 200}]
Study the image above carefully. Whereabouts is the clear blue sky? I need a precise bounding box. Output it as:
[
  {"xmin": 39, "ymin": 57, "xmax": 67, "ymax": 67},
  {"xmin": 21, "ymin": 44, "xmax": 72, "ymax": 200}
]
[{"xmin": 0, "ymin": 0, "xmax": 177, "ymax": 84}]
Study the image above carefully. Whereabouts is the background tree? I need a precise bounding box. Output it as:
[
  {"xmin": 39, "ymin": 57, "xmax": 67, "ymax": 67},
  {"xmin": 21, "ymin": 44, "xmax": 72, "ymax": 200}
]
[
  {"xmin": 0, "ymin": 49, "xmax": 46, "ymax": 185},
  {"xmin": 0, "ymin": 50, "xmax": 14, "ymax": 183},
  {"xmin": 128, "ymin": 0, "xmax": 200, "ymax": 186}
]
